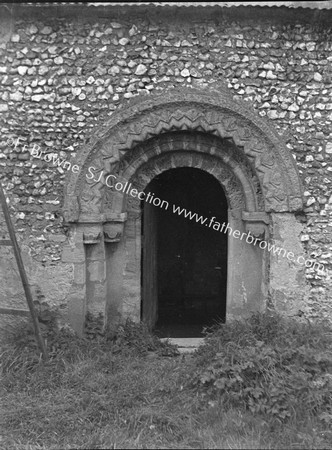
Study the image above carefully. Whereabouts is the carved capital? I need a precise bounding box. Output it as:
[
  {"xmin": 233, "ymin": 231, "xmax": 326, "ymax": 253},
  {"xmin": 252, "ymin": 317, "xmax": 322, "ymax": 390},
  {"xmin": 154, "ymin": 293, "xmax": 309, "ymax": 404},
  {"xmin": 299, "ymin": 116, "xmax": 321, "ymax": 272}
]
[
  {"xmin": 82, "ymin": 225, "xmax": 103, "ymax": 244},
  {"xmin": 245, "ymin": 223, "xmax": 266, "ymax": 240},
  {"xmin": 242, "ymin": 211, "xmax": 270, "ymax": 240},
  {"xmin": 104, "ymin": 221, "xmax": 125, "ymax": 243}
]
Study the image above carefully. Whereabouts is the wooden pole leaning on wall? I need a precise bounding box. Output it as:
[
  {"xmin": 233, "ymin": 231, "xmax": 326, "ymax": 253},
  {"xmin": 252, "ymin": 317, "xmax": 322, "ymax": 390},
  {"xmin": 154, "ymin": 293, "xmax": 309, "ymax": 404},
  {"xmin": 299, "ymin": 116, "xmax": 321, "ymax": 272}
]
[{"xmin": 0, "ymin": 182, "xmax": 48, "ymax": 360}]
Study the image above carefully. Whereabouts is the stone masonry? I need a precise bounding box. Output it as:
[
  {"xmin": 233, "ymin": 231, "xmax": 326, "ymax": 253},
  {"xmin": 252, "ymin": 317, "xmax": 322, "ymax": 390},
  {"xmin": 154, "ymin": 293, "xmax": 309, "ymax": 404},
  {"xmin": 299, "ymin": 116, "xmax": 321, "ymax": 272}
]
[{"xmin": 0, "ymin": 3, "xmax": 331, "ymax": 337}]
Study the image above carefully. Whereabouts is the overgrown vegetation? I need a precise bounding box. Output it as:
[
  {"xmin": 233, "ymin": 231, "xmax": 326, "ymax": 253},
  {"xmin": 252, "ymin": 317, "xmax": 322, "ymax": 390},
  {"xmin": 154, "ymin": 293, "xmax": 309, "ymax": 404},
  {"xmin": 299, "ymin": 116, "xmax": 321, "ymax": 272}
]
[
  {"xmin": 194, "ymin": 313, "xmax": 332, "ymax": 423},
  {"xmin": 1, "ymin": 313, "xmax": 332, "ymax": 449}
]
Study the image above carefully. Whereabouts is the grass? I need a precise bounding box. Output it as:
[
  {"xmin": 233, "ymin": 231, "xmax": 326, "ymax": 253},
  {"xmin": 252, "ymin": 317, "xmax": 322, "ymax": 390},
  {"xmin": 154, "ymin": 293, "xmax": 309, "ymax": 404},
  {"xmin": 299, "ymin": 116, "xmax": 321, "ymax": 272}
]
[{"xmin": 0, "ymin": 314, "xmax": 332, "ymax": 449}]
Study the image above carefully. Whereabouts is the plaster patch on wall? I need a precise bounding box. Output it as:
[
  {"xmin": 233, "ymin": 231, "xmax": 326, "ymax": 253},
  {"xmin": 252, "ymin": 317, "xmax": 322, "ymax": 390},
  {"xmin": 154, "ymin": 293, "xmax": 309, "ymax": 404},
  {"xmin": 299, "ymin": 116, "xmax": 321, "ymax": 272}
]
[
  {"xmin": 0, "ymin": 244, "xmax": 73, "ymax": 338},
  {"xmin": 0, "ymin": 6, "xmax": 13, "ymax": 45}
]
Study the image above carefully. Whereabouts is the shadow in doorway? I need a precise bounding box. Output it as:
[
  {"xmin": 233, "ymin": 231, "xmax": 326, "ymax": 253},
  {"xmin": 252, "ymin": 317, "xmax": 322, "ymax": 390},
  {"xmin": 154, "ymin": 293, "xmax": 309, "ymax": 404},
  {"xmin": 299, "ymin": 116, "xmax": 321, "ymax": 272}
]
[{"xmin": 142, "ymin": 167, "xmax": 228, "ymax": 338}]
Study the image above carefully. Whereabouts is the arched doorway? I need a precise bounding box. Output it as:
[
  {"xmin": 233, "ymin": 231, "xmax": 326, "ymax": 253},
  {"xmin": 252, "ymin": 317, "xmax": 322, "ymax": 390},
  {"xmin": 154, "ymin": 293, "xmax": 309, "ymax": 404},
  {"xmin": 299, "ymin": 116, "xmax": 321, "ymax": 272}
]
[
  {"xmin": 62, "ymin": 87, "xmax": 304, "ymax": 337},
  {"xmin": 141, "ymin": 167, "xmax": 228, "ymax": 337}
]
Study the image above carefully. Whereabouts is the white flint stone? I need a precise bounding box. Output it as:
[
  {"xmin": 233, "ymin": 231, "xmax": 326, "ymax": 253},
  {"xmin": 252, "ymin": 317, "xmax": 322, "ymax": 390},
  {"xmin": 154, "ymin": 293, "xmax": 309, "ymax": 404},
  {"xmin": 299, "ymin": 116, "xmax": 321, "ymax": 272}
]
[
  {"xmin": 28, "ymin": 24, "xmax": 38, "ymax": 34},
  {"xmin": 129, "ymin": 25, "xmax": 138, "ymax": 36},
  {"xmin": 11, "ymin": 34, "xmax": 20, "ymax": 43},
  {"xmin": 135, "ymin": 64, "xmax": 148, "ymax": 75},
  {"xmin": 10, "ymin": 92, "xmax": 23, "ymax": 101},
  {"xmin": 41, "ymin": 26, "xmax": 52, "ymax": 35},
  {"xmin": 288, "ymin": 103, "xmax": 300, "ymax": 112},
  {"xmin": 39, "ymin": 66, "xmax": 49, "ymax": 75},
  {"xmin": 307, "ymin": 197, "xmax": 316, "ymax": 206},
  {"xmin": 263, "ymin": 62, "xmax": 274, "ymax": 70},
  {"xmin": 71, "ymin": 87, "xmax": 81, "ymax": 96},
  {"xmin": 266, "ymin": 70, "xmax": 277, "ymax": 79},
  {"xmin": 314, "ymin": 73, "xmax": 322, "ymax": 82},
  {"xmin": 119, "ymin": 38, "xmax": 129, "ymax": 46},
  {"xmin": 275, "ymin": 63, "xmax": 285, "ymax": 72},
  {"xmin": 31, "ymin": 95, "xmax": 43, "ymax": 102},
  {"xmin": 306, "ymin": 42, "xmax": 315, "ymax": 51},
  {"xmin": 267, "ymin": 110, "xmax": 279, "ymax": 119},
  {"xmin": 17, "ymin": 66, "xmax": 28, "ymax": 76},
  {"xmin": 109, "ymin": 66, "xmax": 120, "ymax": 75}
]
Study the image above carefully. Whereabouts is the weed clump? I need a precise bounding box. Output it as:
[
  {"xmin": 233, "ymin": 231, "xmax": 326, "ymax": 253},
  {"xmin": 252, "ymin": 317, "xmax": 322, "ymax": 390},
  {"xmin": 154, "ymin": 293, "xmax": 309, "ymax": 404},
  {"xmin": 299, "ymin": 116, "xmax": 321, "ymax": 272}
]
[
  {"xmin": 109, "ymin": 319, "xmax": 179, "ymax": 356},
  {"xmin": 193, "ymin": 312, "xmax": 332, "ymax": 425},
  {"xmin": 0, "ymin": 315, "xmax": 178, "ymax": 379}
]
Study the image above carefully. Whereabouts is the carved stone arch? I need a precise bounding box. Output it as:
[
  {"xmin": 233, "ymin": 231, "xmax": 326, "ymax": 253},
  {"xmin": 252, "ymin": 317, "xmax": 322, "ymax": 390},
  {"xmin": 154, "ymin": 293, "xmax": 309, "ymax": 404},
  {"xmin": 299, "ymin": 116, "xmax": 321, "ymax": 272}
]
[
  {"xmin": 122, "ymin": 151, "xmax": 247, "ymax": 216},
  {"xmin": 63, "ymin": 87, "xmax": 303, "ymax": 223},
  {"xmin": 106, "ymin": 132, "xmax": 261, "ymax": 216}
]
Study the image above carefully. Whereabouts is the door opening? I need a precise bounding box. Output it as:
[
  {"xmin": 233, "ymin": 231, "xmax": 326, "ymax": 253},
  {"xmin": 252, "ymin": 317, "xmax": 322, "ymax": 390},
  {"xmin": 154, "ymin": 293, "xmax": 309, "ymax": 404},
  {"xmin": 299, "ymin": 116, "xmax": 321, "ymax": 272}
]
[{"xmin": 141, "ymin": 167, "xmax": 228, "ymax": 337}]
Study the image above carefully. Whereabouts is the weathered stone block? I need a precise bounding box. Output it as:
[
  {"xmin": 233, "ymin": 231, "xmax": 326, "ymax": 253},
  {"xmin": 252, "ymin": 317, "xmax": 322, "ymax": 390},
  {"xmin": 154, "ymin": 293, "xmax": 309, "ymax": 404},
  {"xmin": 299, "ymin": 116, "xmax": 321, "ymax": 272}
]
[{"xmin": 62, "ymin": 244, "xmax": 85, "ymax": 263}]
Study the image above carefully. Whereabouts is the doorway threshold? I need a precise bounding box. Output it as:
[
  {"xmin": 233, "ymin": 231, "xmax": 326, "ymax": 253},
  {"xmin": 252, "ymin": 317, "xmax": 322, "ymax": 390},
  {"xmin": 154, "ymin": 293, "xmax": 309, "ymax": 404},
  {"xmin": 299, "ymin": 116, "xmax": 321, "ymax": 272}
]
[
  {"xmin": 160, "ymin": 337, "xmax": 204, "ymax": 353},
  {"xmin": 154, "ymin": 323, "xmax": 206, "ymax": 338}
]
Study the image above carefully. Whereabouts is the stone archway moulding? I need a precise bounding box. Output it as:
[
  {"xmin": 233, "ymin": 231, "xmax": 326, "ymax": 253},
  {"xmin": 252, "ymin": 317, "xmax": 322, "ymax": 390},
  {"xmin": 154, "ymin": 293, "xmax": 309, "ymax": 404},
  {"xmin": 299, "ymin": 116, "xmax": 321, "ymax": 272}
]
[{"xmin": 63, "ymin": 87, "xmax": 303, "ymax": 224}]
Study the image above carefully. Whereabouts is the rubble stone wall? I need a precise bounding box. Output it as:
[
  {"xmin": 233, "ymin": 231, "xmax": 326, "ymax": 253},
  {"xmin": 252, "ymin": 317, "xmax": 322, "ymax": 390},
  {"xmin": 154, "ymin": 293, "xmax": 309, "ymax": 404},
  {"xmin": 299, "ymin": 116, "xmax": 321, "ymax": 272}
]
[{"xmin": 0, "ymin": 4, "xmax": 331, "ymax": 335}]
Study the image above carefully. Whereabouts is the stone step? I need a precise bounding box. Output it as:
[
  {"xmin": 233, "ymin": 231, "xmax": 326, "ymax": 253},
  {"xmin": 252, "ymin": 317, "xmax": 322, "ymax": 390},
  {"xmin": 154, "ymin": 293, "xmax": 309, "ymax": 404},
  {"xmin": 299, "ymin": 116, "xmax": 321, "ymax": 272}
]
[{"xmin": 161, "ymin": 337, "xmax": 204, "ymax": 353}]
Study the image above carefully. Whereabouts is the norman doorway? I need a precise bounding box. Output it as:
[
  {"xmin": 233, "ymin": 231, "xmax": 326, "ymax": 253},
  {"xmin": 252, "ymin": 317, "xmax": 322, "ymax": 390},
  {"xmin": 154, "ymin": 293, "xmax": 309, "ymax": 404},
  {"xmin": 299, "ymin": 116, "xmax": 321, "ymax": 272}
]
[{"xmin": 141, "ymin": 167, "xmax": 228, "ymax": 337}]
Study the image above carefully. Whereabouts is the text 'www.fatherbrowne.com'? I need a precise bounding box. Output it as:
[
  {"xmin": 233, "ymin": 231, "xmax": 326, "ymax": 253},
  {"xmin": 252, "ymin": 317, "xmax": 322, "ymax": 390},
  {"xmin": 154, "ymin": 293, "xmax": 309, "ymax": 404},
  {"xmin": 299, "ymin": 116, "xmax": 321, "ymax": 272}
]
[{"xmin": 171, "ymin": 204, "xmax": 328, "ymax": 276}]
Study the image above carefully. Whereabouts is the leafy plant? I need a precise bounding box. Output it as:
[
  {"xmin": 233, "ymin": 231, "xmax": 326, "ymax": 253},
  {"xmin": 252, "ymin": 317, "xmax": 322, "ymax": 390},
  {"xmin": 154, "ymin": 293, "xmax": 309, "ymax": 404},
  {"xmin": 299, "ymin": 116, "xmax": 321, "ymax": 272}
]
[
  {"xmin": 108, "ymin": 319, "xmax": 179, "ymax": 356},
  {"xmin": 193, "ymin": 312, "xmax": 332, "ymax": 424}
]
